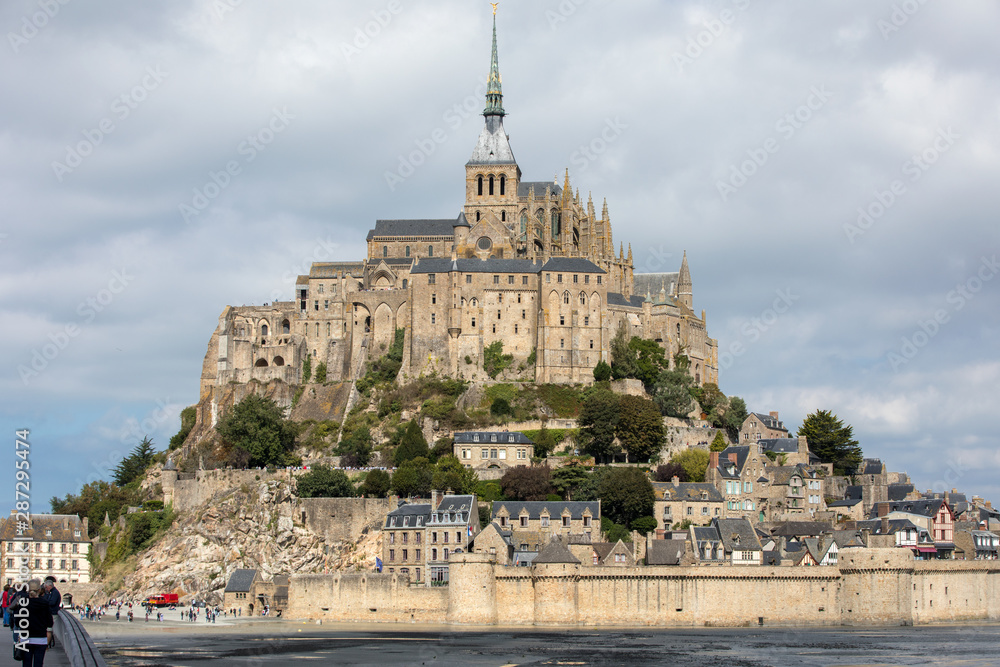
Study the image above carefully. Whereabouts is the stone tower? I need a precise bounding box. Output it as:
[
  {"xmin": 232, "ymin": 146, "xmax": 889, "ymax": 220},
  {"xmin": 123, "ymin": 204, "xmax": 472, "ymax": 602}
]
[{"xmin": 677, "ymin": 251, "xmax": 693, "ymax": 311}]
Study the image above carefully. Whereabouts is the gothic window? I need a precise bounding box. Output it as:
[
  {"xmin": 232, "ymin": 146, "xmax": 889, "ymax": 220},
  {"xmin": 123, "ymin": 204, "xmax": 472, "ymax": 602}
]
[
  {"xmin": 261, "ymin": 324, "xmax": 268, "ymax": 337},
  {"xmin": 551, "ymin": 210, "xmax": 560, "ymax": 237},
  {"xmin": 383, "ymin": 246, "xmax": 388, "ymax": 257},
  {"xmin": 405, "ymin": 246, "xmax": 410, "ymax": 257},
  {"xmin": 563, "ymin": 292, "xmax": 569, "ymax": 305},
  {"xmin": 499, "ymin": 175, "xmax": 505, "ymax": 195},
  {"xmin": 579, "ymin": 293, "xmax": 586, "ymax": 305},
  {"xmin": 489, "ymin": 175, "xmax": 494, "ymax": 195},
  {"xmin": 520, "ymin": 211, "xmax": 527, "ymax": 235},
  {"xmin": 477, "ymin": 175, "xmax": 483, "ymax": 196},
  {"xmin": 282, "ymin": 319, "xmax": 290, "ymax": 334},
  {"xmin": 428, "ymin": 245, "xmax": 433, "ymax": 256}
]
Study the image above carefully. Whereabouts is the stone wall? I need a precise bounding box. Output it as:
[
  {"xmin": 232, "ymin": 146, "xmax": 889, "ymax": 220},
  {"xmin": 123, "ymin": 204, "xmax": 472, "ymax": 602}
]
[
  {"xmin": 298, "ymin": 497, "xmax": 396, "ymax": 545},
  {"xmin": 287, "ymin": 549, "xmax": 1000, "ymax": 627}
]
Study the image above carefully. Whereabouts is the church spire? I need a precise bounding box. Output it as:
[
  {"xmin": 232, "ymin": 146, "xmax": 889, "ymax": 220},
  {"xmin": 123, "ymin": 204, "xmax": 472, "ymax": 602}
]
[
  {"xmin": 484, "ymin": 7, "xmax": 504, "ymax": 118},
  {"xmin": 677, "ymin": 250, "xmax": 693, "ymax": 310}
]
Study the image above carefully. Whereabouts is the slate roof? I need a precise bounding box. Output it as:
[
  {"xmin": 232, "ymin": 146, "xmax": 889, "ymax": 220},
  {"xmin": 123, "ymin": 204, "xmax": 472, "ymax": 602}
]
[
  {"xmin": 716, "ymin": 446, "xmax": 752, "ymax": 477},
  {"xmin": 409, "ymin": 258, "xmax": 543, "ymax": 275},
  {"xmin": 434, "ymin": 495, "xmax": 476, "ymax": 516},
  {"xmin": 765, "ymin": 465, "xmax": 809, "ymax": 486},
  {"xmin": 468, "ymin": 120, "xmax": 517, "ymax": 165},
  {"xmin": 870, "ymin": 499, "xmax": 949, "ymax": 520},
  {"xmin": 759, "ymin": 438, "xmax": 798, "ymax": 454},
  {"xmin": 769, "ymin": 521, "xmax": 834, "ymax": 537},
  {"xmin": 861, "ymin": 459, "xmax": 885, "ymax": 475},
  {"xmin": 606, "ymin": 292, "xmax": 645, "ymax": 308},
  {"xmin": 832, "ymin": 530, "xmax": 866, "ymax": 548},
  {"xmin": 633, "ymin": 273, "xmax": 679, "ymax": 301},
  {"xmin": 716, "ymin": 519, "xmax": 763, "ymax": 553},
  {"xmin": 856, "ymin": 518, "xmax": 926, "ymax": 536},
  {"xmin": 750, "ymin": 412, "xmax": 786, "ymax": 431},
  {"xmin": 516, "ymin": 181, "xmax": 562, "ymax": 198},
  {"xmin": 224, "ymin": 569, "xmax": 258, "ymax": 593},
  {"xmin": 492, "ymin": 501, "xmax": 599, "ymax": 521},
  {"xmin": 761, "ymin": 550, "xmax": 781, "ymax": 566},
  {"xmin": 0, "ymin": 514, "xmax": 88, "ymax": 542},
  {"xmin": 454, "ymin": 431, "xmax": 534, "ymax": 445},
  {"xmin": 533, "ymin": 541, "xmax": 580, "ymax": 564},
  {"xmin": 592, "ymin": 541, "xmax": 633, "ymax": 562},
  {"xmin": 828, "ymin": 499, "xmax": 862, "ymax": 508},
  {"xmin": 385, "ymin": 501, "xmax": 432, "ymax": 528},
  {"xmin": 647, "ymin": 540, "xmax": 687, "ymax": 566},
  {"xmin": 539, "ymin": 258, "xmax": 606, "ymax": 274},
  {"xmin": 802, "ymin": 537, "xmax": 837, "ymax": 563},
  {"xmin": 652, "ymin": 482, "xmax": 724, "ymax": 502},
  {"xmin": 888, "ymin": 484, "xmax": 915, "ymax": 501},
  {"xmin": 512, "ymin": 551, "xmax": 538, "ymax": 566},
  {"xmin": 845, "ymin": 485, "xmax": 863, "ymax": 500},
  {"xmin": 366, "ymin": 214, "xmax": 465, "ymax": 240}
]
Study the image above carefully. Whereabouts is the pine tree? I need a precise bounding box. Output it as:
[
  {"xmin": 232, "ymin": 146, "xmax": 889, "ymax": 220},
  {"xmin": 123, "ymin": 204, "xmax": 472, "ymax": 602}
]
[{"xmin": 797, "ymin": 409, "xmax": 862, "ymax": 476}]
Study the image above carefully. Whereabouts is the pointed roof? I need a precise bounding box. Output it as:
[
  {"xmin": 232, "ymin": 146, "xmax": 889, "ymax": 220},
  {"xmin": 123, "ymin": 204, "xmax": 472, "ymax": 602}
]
[
  {"xmin": 533, "ymin": 540, "xmax": 580, "ymax": 564},
  {"xmin": 483, "ymin": 10, "xmax": 504, "ymax": 118},
  {"xmin": 678, "ymin": 251, "xmax": 691, "ymax": 287},
  {"xmin": 467, "ymin": 9, "xmax": 517, "ymax": 167}
]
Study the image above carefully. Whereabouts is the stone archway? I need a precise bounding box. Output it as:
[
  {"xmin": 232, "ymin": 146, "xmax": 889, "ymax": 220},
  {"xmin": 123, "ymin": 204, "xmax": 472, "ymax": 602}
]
[{"xmin": 373, "ymin": 302, "xmax": 394, "ymax": 351}]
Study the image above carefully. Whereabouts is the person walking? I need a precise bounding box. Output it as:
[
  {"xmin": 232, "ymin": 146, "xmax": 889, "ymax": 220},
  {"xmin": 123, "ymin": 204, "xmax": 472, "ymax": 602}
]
[
  {"xmin": 13, "ymin": 579, "xmax": 54, "ymax": 667},
  {"xmin": 2, "ymin": 584, "xmax": 11, "ymax": 627}
]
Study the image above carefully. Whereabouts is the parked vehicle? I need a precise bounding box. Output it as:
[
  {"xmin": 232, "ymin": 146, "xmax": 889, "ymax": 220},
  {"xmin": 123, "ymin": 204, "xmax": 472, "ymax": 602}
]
[{"xmin": 145, "ymin": 593, "xmax": 179, "ymax": 607}]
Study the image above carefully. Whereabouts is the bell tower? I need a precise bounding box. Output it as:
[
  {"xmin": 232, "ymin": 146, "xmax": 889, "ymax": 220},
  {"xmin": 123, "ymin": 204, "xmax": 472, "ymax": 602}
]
[{"xmin": 464, "ymin": 6, "xmax": 521, "ymax": 239}]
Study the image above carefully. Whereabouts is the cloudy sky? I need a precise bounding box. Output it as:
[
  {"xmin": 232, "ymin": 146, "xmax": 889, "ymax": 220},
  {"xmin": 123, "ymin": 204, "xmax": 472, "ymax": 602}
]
[{"xmin": 2, "ymin": 0, "xmax": 998, "ymax": 507}]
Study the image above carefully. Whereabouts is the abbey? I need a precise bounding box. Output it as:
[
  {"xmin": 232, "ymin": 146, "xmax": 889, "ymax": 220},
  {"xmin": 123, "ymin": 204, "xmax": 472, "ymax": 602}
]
[{"xmin": 202, "ymin": 14, "xmax": 717, "ymax": 394}]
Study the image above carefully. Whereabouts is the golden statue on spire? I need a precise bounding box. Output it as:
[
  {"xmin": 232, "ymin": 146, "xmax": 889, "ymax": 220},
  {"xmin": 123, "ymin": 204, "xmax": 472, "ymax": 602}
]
[{"xmin": 491, "ymin": 2, "xmax": 498, "ymax": 16}]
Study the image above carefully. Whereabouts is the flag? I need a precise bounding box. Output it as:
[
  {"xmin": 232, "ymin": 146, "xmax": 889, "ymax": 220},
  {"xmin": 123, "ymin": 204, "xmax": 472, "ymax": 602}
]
[
  {"xmin": 375, "ymin": 557, "xmax": 383, "ymax": 573},
  {"xmin": 468, "ymin": 525, "xmax": 473, "ymax": 538}
]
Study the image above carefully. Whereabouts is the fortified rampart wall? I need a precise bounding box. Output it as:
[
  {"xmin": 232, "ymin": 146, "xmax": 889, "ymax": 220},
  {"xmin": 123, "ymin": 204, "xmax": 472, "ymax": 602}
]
[{"xmin": 288, "ymin": 550, "xmax": 1000, "ymax": 627}]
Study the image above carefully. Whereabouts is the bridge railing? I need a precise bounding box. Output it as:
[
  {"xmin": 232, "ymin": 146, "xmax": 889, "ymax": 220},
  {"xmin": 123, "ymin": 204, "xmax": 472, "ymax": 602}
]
[{"xmin": 54, "ymin": 612, "xmax": 108, "ymax": 667}]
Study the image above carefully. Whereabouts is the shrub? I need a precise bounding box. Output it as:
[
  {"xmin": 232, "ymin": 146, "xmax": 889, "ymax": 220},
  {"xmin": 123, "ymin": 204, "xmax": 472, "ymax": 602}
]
[
  {"xmin": 490, "ymin": 397, "xmax": 512, "ymax": 418},
  {"xmin": 297, "ymin": 465, "xmax": 356, "ymax": 498},
  {"xmin": 593, "ymin": 359, "xmax": 612, "ymax": 382},
  {"xmin": 302, "ymin": 356, "xmax": 312, "ymax": 383},
  {"xmin": 315, "ymin": 362, "xmax": 328, "ymax": 384},
  {"xmin": 484, "ymin": 341, "xmax": 514, "ymax": 379},
  {"xmin": 169, "ymin": 407, "xmax": 197, "ymax": 450}
]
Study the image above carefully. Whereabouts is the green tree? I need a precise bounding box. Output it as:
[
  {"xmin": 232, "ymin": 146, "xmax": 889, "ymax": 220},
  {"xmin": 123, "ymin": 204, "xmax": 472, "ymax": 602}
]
[
  {"xmin": 169, "ymin": 407, "xmax": 196, "ymax": 450},
  {"xmin": 337, "ymin": 426, "xmax": 373, "ymax": 467},
  {"xmin": 296, "ymin": 465, "xmax": 355, "ymax": 498},
  {"xmin": 533, "ymin": 425, "xmax": 558, "ymax": 459},
  {"xmin": 429, "ymin": 437, "xmax": 454, "ymax": 463},
  {"xmin": 475, "ymin": 480, "xmax": 503, "ymax": 502},
  {"xmin": 551, "ymin": 461, "xmax": 590, "ymax": 500},
  {"xmin": 500, "ymin": 465, "xmax": 553, "ymax": 501},
  {"xmin": 722, "ymin": 396, "xmax": 748, "ymax": 439},
  {"xmin": 394, "ymin": 420, "xmax": 430, "ymax": 466},
  {"xmin": 593, "ymin": 359, "xmax": 612, "ymax": 382},
  {"xmin": 670, "ymin": 449, "xmax": 710, "ymax": 483},
  {"xmin": 391, "ymin": 456, "xmax": 434, "ymax": 497},
  {"xmin": 628, "ymin": 337, "xmax": 670, "ymax": 389},
  {"xmin": 578, "ymin": 390, "xmax": 620, "ymax": 462},
  {"xmin": 483, "ymin": 341, "xmax": 514, "ymax": 379},
  {"xmin": 358, "ymin": 469, "xmax": 391, "ymax": 497},
  {"xmin": 710, "ymin": 431, "xmax": 728, "ymax": 452},
  {"xmin": 490, "ymin": 397, "xmax": 512, "ymax": 418},
  {"xmin": 653, "ymin": 462, "xmax": 688, "ymax": 482},
  {"xmin": 615, "ymin": 395, "xmax": 664, "ymax": 462},
  {"xmin": 315, "ymin": 362, "xmax": 328, "ymax": 383},
  {"xmin": 302, "ymin": 355, "xmax": 312, "ymax": 383},
  {"xmin": 112, "ymin": 436, "xmax": 158, "ymax": 487},
  {"xmin": 610, "ymin": 321, "xmax": 638, "ymax": 380},
  {"xmin": 798, "ymin": 409, "xmax": 862, "ymax": 476},
  {"xmin": 216, "ymin": 394, "xmax": 298, "ymax": 467},
  {"xmin": 602, "ymin": 517, "xmax": 631, "ymax": 544},
  {"xmin": 598, "ymin": 467, "xmax": 654, "ymax": 527},
  {"xmin": 652, "ymin": 369, "xmax": 694, "ymax": 418},
  {"xmin": 630, "ymin": 516, "xmax": 658, "ymax": 535},
  {"xmin": 432, "ymin": 456, "xmax": 479, "ymax": 495}
]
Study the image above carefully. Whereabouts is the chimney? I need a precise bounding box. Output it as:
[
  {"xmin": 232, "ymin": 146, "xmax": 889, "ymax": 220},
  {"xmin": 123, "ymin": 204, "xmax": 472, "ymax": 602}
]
[
  {"xmin": 431, "ymin": 489, "xmax": 443, "ymax": 510},
  {"xmin": 709, "ymin": 452, "xmax": 720, "ymax": 469},
  {"xmin": 728, "ymin": 452, "xmax": 738, "ymax": 464},
  {"xmin": 881, "ymin": 517, "xmax": 889, "ymax": 534},
  {"xmin": 877, "ymin": 503, "xmax": 891, "ymax": 518},
  {"xmin": 860, "ymin": 527, "xmax": 870, "ymax": 547},
  {"xmin": 672, "ymin": 476, "xmax": 680, "ymax": 487},
  {"xmin": 769, "ymin": 411, "xmax": 779, "ymax": 420}
]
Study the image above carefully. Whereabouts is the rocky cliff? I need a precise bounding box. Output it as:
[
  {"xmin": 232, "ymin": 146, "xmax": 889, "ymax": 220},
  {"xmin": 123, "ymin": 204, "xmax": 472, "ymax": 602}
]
[{"xmin": 106, "ymin": 477, "xmax": 380, "ymax": 605}]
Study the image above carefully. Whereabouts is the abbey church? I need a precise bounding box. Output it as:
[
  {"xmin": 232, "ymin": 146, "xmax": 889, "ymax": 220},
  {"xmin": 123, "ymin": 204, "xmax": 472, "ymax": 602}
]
[{"xmin": 201, "ymin": 13, "xmax": 718, "ymax": 397}]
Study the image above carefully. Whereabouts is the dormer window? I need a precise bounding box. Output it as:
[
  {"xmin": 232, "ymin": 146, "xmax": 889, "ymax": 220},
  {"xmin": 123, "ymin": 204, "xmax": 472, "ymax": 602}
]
[
  {"xmin": 473, "ymin": 435, "xmax": 480, "ymax": 443},
  {"xmin": 491, "ymin": 435, "xmax": 497, "ymax": 442},
  {"xmin": 508, "ymin": 435, "xmax": 514, "ymax": 442}
]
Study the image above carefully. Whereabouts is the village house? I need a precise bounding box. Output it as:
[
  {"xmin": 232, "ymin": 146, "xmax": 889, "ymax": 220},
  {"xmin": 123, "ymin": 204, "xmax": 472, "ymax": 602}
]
[
  {"xmin": 453, "ymin": 431, "xmax": 534, "ymax": 475},
  {"xmin": 1, "ymin": 513, "xmax": 92, "ymax": 586},
  {"xmin": 690, "ymin": 518, "xmax": 762, "ymax": 565},
  {"xmin": 871, "ymin": 499, "xmax": 956, "ymax": 559},
  {"xmin": 653, "ymin": 478, "xmax": 725, "ymax": 530},
  {"xmin": 382, "ymin": 492, "xmax": 478, "ymax": 585},
  {"xmin": 492, "ymin": 500, "xmax": 599, "ymax": 549},
  {"xmin": 793, "ymin": 536, "xmax": 839, "ymax": 566},
  {"xmin": 739, "ymin": 411, "xmax": 788, "ymax": 442}
]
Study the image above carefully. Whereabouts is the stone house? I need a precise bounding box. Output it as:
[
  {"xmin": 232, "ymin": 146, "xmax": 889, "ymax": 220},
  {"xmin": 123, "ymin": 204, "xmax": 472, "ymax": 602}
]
[
  {"xmin": 590, "ymin": 540, "xmax": 635, "ymax": 566},
  {"xmin": 1, "ymin": 513, "xmax": 92, "ymax": 586},
  {"xmin": 652, "ymin": 478, "xmax": 725, "ymax": 530},
  {"xmin": 827, "ymin": 498, "xmax": 865, "ymax": 523},
  {"xmin": 690, "ymin": 518, "xmax": 762, "ymax": 565},
  {"xmin": 739, "ymin": 412, "xmax": 788, "ymax": 443},
  {"xmin": 794, "ymin": 537, "xmax": 839, "ymax": 566},
  {"xmin": 471, "ymin": 521, "xmax": 515, "ymax": 565},
  {"xmin": 760, "ymin": 465, "xmax": 828, "ymax": 520},
  {"xmin": 382, "ymin": 493, "xmax": 478, "ymax": 585},
  {"xmin": 453, "ymin": 431, "xmax": 533, "ymax": 474},
  {"xmin": 953, "ymin": 530, "xmax": 1000, "ymax": 560},
  {"xmin": 492, "ymin": 500, "xmax": 599, "ymax": 545},
  {"xmin": 223, "ymin": 568, "xmax": 258, "ymax": 616}
]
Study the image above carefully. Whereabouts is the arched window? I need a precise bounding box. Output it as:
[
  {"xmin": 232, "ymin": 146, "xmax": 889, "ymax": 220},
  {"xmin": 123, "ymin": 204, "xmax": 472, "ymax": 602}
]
[
  {"xmin": 563, "ymin": 291, "xmax": 569, "ymax": 305},
  {"xmin": 489, "ymin": 175, "xmax": 494, "ymax": 195},
  {"xmin": 520, "ymin": 212, "xmax": 527, "ymax": 236},
  {"xmin": 551, "ymin": 210, "xmax": 560, "ymax": 238},
  {"xmin": 405, "ymin": 246, "xmax": 410, "ymax": 257},
  {"xmin": 579, "ymin": 293, "xmax": 586, "ymax": 305},
  {"xmin": 499, "ymin": 175, "xmax": 506, "ymax": 195},
  {"xmin": 281, "ymin": 319, "xmax": 290, "ymax": 334},
  {"xmin": 254, "ymin": 358, "xmax": 268, "ymax": 367},
  {"xmin": 273, "ymin": 356, "xmax": 285, "ymax": 367},
  {"xmin": 383, "ymin": 246, "xmax": 388, "ymax": 257},
  {"xmin": 477, "ymin": 176, "xmax": 483, "ymax": 196},
  {"xmin": 261, "ymin": 324, "xmax": 268, "ymax": 337},
  {"xmin": 428, "ymin": 245, "xmax": 433, "ymax": 256}
]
